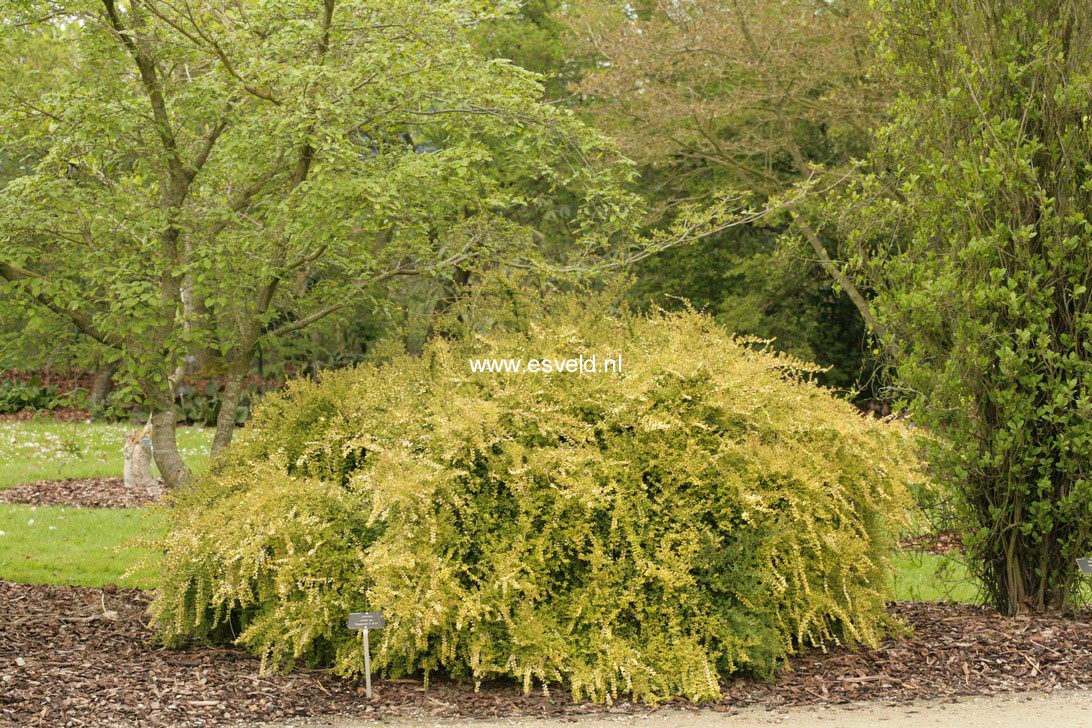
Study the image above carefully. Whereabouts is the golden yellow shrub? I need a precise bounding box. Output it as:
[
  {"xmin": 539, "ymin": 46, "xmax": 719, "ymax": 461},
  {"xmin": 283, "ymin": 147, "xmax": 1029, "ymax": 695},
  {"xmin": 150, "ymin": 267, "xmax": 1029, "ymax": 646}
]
[{"xmin": 151, "ymin": 296, "xmax": 920, "ymax": 703}]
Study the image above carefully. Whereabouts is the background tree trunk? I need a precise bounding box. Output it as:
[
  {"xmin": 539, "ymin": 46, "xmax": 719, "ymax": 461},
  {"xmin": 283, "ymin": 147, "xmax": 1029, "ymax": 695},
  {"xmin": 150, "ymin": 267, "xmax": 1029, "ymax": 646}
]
[{"xmin": 88, "ymin": 360, "xmax": 118, "ymax": 408}]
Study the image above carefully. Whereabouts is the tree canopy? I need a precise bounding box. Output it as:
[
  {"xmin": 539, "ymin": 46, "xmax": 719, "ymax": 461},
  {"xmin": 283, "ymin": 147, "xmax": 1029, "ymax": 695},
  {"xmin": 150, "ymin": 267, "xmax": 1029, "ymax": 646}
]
[
  {"xmin": 0, "ymin": 0, "xmax": 642, "ymax": 486},
  {"xmin": 566, "ymin": 0, "xmax": 892, "ymax": 387}
]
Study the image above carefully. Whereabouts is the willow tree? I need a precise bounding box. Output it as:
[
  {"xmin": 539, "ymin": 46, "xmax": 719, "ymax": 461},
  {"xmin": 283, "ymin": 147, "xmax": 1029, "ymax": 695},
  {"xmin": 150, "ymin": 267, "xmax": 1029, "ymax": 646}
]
[
  {"xmin": 831, "ymin": 0, "xmax": 1092, "ymax": 614},
  {"xmin": 0, "ymin": 0, "xmax": 641, "ymax": 487}
]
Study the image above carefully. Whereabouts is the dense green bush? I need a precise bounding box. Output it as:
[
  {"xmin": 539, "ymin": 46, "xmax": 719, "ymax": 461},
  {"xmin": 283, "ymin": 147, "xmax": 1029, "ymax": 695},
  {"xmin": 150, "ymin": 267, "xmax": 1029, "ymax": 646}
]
[
  {"xmin": 0, "ymin": 377, "xmax": 60, "ymax": 413},
  {"xmin": 830, "ymin": 0, "xmax": 1092, "ymax": 614},
  {"xmin": 151, "ymin": 300, "xmax": 920, "ymax": 703}
]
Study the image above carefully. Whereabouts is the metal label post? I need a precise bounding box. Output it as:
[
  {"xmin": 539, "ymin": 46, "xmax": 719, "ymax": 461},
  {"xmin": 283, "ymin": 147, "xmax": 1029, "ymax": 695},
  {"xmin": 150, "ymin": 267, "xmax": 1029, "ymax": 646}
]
[
  {"xmin": 347, "ymin": 611, "xmax": 385, "ymax": 699},
  {"xmin": 362, "ymin": 628, "xmax": 372, "ymax": 698}
]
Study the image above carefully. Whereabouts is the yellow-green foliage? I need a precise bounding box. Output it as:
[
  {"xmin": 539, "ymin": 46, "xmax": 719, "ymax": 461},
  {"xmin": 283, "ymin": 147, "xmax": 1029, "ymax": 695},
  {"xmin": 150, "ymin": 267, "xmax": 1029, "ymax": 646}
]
[{"xmin": 151, "ymin": 298, "xmax": 920, "ymax": 703}]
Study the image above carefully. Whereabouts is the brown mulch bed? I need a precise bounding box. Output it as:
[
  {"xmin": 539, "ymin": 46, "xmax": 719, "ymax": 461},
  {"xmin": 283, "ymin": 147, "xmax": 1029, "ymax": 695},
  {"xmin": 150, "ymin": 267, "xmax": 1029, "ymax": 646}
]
[
  {"xmin": 0, "ymin": 478, "xmax": 166, "ymax": 509},
  {"xmin": 723, "ymin": 601, "xmax": 1092, "ymax": 706},
  {"xmin": 1, "ymin": 582, "xmax": 1090, "ymax": 727},
  {"xmin": 900, "ymin": 531, "xmax": 964, "ymax": 554}
]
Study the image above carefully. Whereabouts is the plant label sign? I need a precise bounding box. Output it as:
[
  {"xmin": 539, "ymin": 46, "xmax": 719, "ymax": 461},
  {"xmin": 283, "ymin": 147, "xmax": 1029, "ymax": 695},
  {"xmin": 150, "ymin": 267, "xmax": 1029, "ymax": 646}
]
[
  {"xmin": 347, "ymin": 612, "xmax": 385, "ymax": 630},
  {"xmin": 1077, "ymin": 558, "xmax": 1092, "ymax": 575},
  {"xmin": 347, "ymin": 612, "xmax": 385, "ymax": 698}
]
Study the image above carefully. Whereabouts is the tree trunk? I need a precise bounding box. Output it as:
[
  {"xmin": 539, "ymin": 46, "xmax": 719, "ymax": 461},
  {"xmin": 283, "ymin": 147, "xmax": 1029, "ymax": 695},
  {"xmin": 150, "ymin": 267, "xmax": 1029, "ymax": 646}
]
[
  {"xmin": 151, "ymin": 402, "xmax": 192, "ymax": 489},
  {"xmin": 123, "ymin": 420, "xmax": 156, "ymax": 488},
  {"xmin": 89, "ymin": 360, "xmax": 119, "ymax": 408},
  {"xmin": 210, "ymin": 365, "xmax": 247, "ymax": 458}
]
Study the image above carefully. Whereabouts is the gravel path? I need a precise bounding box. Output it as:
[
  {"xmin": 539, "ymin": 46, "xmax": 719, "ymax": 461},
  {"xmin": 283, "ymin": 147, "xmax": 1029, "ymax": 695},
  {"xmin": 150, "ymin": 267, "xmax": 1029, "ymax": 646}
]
[{"xmin": 276, "ymin": 690, "xmax": 1092, "ymax": 727}]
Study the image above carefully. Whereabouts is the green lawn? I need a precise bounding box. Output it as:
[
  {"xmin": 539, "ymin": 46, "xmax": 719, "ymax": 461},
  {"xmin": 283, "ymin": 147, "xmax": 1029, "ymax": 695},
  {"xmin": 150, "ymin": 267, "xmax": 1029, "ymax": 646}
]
[
  {"xmin": 891, "ymin": 551, "xmax": 978, "ymax": 603},
  {"xmin": 0, "ymin": 504, "xmax": 162, "ymax": 589},
  {"xmin": 0, "ymin": 419, "xmax": 213, "ymax": 490}
]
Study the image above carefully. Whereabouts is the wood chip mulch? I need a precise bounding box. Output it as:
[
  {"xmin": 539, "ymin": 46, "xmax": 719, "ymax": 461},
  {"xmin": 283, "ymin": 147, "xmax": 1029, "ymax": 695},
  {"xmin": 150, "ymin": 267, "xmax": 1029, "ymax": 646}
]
[
  {"xmin": 0, "ymin": 478, "xmax": 166, "ymax": 510},
  {"xmin": 722, "ymin": 601, "xmax": 1092, "ymax": 707},
  {"xmin": 1, "ymin": 582, "xmax": 1091, "ymax": 727},
  {"xmin": 900, "ymin": 531, "xmax": 964, "ymax": 554}
]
